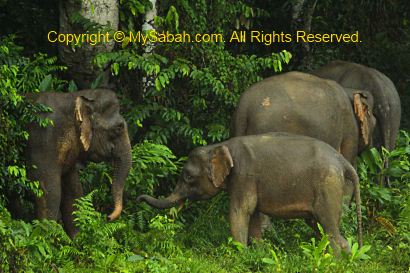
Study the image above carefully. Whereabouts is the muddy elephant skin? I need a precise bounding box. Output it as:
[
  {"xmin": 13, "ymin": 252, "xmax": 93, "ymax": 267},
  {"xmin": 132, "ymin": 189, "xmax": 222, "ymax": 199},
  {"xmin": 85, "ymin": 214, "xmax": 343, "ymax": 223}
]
[
  {"xmin": 138, "ymin": 133, "xmax": 363, "ymax": 254},
  {"xmin": 26, "ymin": 89, "xmax": 132, "ymax": 237},
  {"xmin": 230, "ymin": 71, "xmax": 376, "ymax": 165},
  {"xmin": 312, "ymin": 60, "xmax": 401, "ymax": 152}
]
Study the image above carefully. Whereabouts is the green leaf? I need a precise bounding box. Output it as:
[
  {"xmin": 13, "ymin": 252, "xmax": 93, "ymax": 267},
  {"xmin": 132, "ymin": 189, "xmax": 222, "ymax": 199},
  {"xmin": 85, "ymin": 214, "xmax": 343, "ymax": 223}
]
[
  {"xmin": 386, "ymin": 166, "xmax": 403, "ymax": 177},
  {"xmin": 91, "ymin": 73, "xmax": 104, "ymax": 89},
  {"xmin": 370, "ymin": 148, "xmax": 383, "ymax": 167},
  {"xmin": 111, "ymin": 63, "xmax": 120, "ymax": 76},
  {"xmin": 37, "ymin": 244, "xmax": 47, "ymax": 257},
  {"xmin": 68, "ymin": 80, "xmax": 78, "ymax": 92},
  {"xmin": 127, "ymin": 254, "xmax": 144, "ymax": 262},
  {"xmin": 262, "ymin": 258, "xmax": 275, "ymax": 265},
  {"xmin": 155, "ymin": 78, "xmax": 161, "ymax": 91},
  {"xmin": 159, "ymin": 74, "xmax": 166, "ymax": 87},
  {"xmin": 38, "ymin": 74, "xmax": 53, "ymax": 91}
]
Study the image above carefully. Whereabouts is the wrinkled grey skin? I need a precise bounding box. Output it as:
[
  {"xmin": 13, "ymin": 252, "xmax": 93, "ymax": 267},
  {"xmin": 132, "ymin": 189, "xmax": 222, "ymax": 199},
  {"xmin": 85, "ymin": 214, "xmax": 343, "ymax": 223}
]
[
  {"xmin": 230, "ymin": 71, "xmax": 376, "ymax": 165},
  {"xmin": 137, "ymin": 133, "xmax": 363, "ymax": 255},
  {"xmin": 26, "ymin": 89, "xmax": 132, "ymax": 238},
  {"xmin": 311, "ymin": 60, "xmax": 401, "ymax": 152}
]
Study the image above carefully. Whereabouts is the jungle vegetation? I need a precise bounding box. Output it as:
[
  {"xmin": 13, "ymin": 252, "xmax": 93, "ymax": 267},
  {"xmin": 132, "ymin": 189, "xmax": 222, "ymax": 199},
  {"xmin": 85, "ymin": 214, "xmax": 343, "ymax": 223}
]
[{"xmin": 0, "ymin": 0, "xmax": 409, "ymax": 272}]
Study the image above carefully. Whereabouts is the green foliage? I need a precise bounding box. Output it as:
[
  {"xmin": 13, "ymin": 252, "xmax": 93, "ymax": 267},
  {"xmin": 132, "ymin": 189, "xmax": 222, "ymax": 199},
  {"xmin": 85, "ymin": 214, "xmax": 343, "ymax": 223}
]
[
  {"xmin": 127, "ymin": 141, "xmax": 183, "ymax": 229},
  {"xmin": 128, "ymin": 141, "xmax": 182, "ymax": 195},
  {"xmin": 0, "ymin": 36, "xmax": 65, "ymax": 210},
  {"xmin": 357, "ymin": 130, "xmax": 410, "ymax": 269},
  {"xmin": 144, "ymin": 214, "xmax": 183, "ymax": 254},
  {"xmin": 71, "ymin": 191, "xmax": 130, "ymax": 270},
  {"xmin": 300, "ymin": 225, "xmax": 336, "ymax": 272},
  {"xmin": 79, "ymin": 141, "xmax": 183, "ymax": 231},
  {"xmin": 359, "ymin": 131, "xmax": 410, "ymax": 212},
  {"xmin": 342, "ymin": 238, "xmax": 371, "ymax": 264},
  {"xmin": 0, "ymin": 204, "xmax": 72, "ymax": 272},
  {"xmin": 94, "ymin": 1, "xmax": 292, "ymax": 153},
  {"xmin": 1, "ymin": 141, "xmax": 409, "ymax": 271},
  {"xmin": 261, "ymin": 248, "xmax": 283, "ymax": 272},
  {"xmin": 97, "ymin": 45, "xmax": 291, "ymax": 148},
  {"xmin": 0, "ymin": 1, "xmax": 409, "ymax": 272}
]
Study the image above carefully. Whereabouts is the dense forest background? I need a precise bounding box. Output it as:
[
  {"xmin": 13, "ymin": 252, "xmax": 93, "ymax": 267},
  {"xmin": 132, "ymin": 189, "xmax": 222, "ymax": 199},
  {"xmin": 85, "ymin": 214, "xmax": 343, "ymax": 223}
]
[{"xmin": 0, "ymin": 0, "xmax": 409, "ymax": 272}]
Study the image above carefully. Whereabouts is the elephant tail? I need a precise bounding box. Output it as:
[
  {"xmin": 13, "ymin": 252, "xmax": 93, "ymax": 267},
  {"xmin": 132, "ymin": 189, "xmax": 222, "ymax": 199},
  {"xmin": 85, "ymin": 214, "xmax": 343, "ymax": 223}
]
[{"xmin": 344, "ymin": 162, "xmax": 363, "ymax": 248}]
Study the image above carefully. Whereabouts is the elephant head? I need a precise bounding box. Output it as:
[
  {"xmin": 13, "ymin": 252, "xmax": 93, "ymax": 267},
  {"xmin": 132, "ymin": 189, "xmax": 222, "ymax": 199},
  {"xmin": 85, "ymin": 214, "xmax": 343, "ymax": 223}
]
[
  {"xmin": 344, "ymin": 88, "xmax": 376, "ymax": 152},
  {"xmin": 75, "ymin": 89, "xmax": 132, "ymax": 220},
  {"xmin": 137, "ymin": 145, "xmax": 233, "ymax": 209},
  {"xmin": 311, "ymin": 60, "xmax": 401, "ymax": 153}
]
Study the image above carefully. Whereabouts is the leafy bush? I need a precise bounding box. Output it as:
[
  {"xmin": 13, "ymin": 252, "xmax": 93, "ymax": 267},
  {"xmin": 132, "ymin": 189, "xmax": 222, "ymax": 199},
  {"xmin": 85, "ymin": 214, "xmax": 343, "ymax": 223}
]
[
  {"xmin": 358, "ymin": 130, "xmax": 410, "ymax": 269},
  {"xmin": 0, "ymin": 36, "xmax": 65, "ymax": 214},
  {"xmin": 0, "ymin": 204, "xmax": 72, "ymax": 272},
  {"xmin": 1, "ymin": 1, "xmax": 409, "ymax": 271},
  {"xmin": 0, "ymin": 134, "xmax": 408, "ymax": 272},
  {"xmin": 94, "ymin": 1, "xmax": 292, "ymax": 155},
  {"xmin": 144, "ymin": 214, "xmax": 183, "ymax": 255},
  {"xmin": 79, "ymin": 141, "xmax": 183, "ymax": 232},
  {"xmin": 300, "ymin": 225, "xmax": 336, "ymax": 272}
]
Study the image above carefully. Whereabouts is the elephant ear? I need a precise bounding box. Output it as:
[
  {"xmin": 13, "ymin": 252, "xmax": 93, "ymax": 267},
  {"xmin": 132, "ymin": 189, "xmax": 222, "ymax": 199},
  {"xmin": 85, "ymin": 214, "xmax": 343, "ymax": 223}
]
[
  {"xmin": 75, "ymin": 95, "xmax": 94, "ymax": 151},
  {"xmin": 208, "ymin": 146, "xmax": 234, "ymax": 188},
  {"xmin": 353, "ymin": 92, "xmax": 370, "ymax": 146}
]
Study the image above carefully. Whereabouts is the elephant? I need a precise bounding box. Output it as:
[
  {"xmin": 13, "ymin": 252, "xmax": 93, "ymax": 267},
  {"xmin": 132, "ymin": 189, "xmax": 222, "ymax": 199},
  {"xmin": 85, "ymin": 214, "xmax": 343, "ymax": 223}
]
[
  {"xmin": 230, "ymin": 71, "xmax": 376, "ymax": 165},
  {"xmin": 137, "ymin": 133, "xmax": 363, "ymax": 254},
  {"xmin": 25, "ymin": 89, "xmax": 132, "ymax": 238},
  {"xmin": 311, "ymin": 60, "xmax": 401, "ymax": 152}
]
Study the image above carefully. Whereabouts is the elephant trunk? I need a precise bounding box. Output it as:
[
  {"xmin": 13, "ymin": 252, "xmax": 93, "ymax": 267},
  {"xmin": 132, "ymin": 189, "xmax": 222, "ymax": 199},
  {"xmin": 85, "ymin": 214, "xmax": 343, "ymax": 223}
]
[
  {"xmin": 108, "ymin": 128, "xmax": 132, "ymax": 221},
  {"xmin": 137, "ymin": 192, "xmax": 184, "ymax": 209}
]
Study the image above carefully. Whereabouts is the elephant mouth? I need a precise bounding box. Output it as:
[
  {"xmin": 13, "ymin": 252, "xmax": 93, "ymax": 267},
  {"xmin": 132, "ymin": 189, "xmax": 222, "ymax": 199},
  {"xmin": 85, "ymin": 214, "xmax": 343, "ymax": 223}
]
[
  {"xmin": 88, "ymin": 147, "xmax": 114, "ymax": 163},
  {"xmin": 88, "ymin": 153, "xmax": 105, "ymax": 163}
]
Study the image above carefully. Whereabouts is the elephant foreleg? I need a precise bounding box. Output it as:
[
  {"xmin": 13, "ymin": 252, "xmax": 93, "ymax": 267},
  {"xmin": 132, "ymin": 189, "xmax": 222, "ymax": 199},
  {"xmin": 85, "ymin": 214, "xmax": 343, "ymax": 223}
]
[
  {"xmin": 31, "ymin": 167, "xmax": 62, "ymax": 220},
  {"xmin": 229, "ymin": 182, "xmax": 257, "ymax": 246},
  {"xmin": 61, "ymin": 168, "xmax": 83, "ymax": 238},
  {"xmin": 229, "ymin": 205, "xmax": 251, "ymax": 246}
]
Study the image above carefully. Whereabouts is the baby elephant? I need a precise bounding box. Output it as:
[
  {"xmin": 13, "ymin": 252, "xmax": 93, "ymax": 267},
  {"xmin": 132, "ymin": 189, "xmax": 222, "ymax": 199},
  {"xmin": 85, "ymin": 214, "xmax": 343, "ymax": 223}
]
[{"xmin": 137, "ymin": 133, "xmax": 363, "ymax": 253}]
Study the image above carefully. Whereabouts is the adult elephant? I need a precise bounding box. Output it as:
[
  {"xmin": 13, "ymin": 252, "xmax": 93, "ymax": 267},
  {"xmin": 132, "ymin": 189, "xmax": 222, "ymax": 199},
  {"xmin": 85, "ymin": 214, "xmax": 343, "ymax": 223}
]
[
  {"xmin": 26, "ymin": 89, "xmax": 132, "ymax": 238},
  {"xmin": 311, "ymin": 60, "xmax": 401, "ymax": 152},
  {"xmin": 230, "ymin": 71, "xmax": 376, "ymax": 165}
]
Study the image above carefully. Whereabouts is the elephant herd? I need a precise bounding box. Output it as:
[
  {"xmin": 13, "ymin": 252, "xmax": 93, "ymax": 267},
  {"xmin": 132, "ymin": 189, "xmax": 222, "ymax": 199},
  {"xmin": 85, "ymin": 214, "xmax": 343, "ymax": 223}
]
[{"xmin": 24, "ymin": 60, "xmax": 401, "ymax": 254}]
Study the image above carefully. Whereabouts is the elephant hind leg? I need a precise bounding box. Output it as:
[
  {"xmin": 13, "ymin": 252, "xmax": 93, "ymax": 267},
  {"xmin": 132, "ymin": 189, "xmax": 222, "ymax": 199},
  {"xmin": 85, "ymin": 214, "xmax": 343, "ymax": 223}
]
[
  {"xmin": 248, "ymin": 211, "xmax": 263, "ymax": 243},
  {"xmin": 306, "ymin": 217, "xmax": 350, "ymax": 255},
  {"xmin": 306, "ymin": 216, "xmax": 348, "ymax": 252},
  {"xmin": 61, "ymin": 168, "xmax": 83, "ymax": 238},
  {"xmin": 305, "ymin": 217, "xmax": 350, "ymax": 254},
  {"xmin": 305, "ymin": 218, "xmax": 321, "ymax": 239},
  {"xmin": 315, "ymin": 213, "xmax": 348, "ymax": 256},
  {"xmin": 313, "ymin": 177, "xmax": 349, "ymax": 255}
]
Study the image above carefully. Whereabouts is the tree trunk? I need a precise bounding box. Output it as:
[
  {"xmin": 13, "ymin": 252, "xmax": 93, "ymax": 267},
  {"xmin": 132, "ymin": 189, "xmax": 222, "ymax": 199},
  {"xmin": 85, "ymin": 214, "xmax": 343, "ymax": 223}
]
[
  {"xmin": 290, "ymin": 0, "xmax": 318, "ymax": 69},
  {"xmin": 59, "ymin": 0, "xmax": 118, "ymax": 89},
  {"xmin": 142, "ymin": 0, "xmax": 157, "ymax": 93},
  {"xmin": 291, "ymin": 0, "xmax": 305, "ymax": 25}
]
